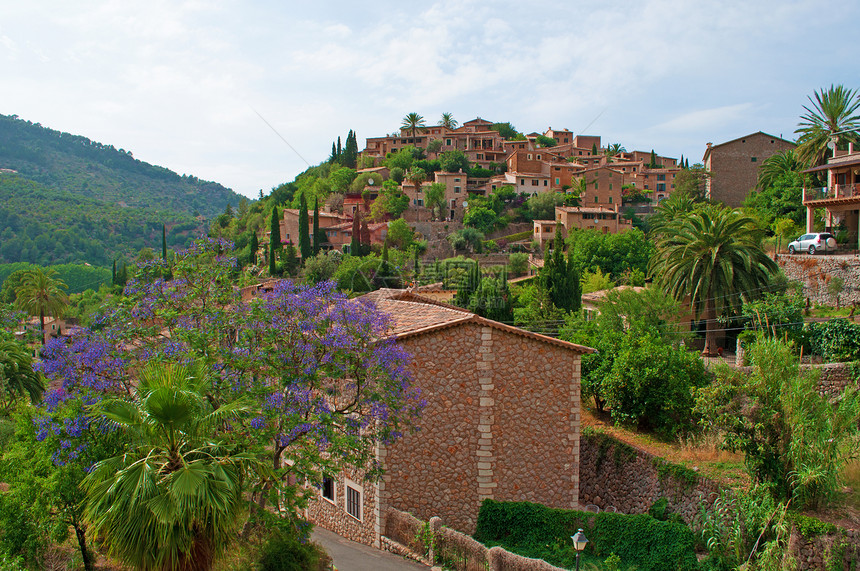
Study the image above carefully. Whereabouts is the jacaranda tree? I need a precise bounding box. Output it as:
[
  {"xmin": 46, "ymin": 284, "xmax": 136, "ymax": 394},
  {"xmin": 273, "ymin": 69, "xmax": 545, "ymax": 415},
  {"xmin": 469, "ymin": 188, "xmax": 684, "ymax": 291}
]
[{"xmin": 29, "ymin": 238, "xmax": 424, "ymax": 570}]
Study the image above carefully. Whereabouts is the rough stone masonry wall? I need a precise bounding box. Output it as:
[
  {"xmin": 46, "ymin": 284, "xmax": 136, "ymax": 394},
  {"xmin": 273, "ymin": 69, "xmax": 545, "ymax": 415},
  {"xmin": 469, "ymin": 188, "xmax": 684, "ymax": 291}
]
[
  {"xmin": 306, "ymin": 466, "xmax": 379, "ymax": 546},
  {"xmin": 382, "ymin": 322, "xmax": 582, "ymax": 535},
  {"xmin": 578, "ymin": 431, "xmax": 720, "ymax": 524},
  {"xmin": 778, "ymin": 255, "xmax": 860, "ymax": 307}
]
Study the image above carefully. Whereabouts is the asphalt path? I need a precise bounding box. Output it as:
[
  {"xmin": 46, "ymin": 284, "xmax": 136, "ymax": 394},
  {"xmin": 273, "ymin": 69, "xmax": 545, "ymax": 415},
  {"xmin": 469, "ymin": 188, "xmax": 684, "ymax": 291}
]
[{"xmin": 311, "ymin": 527, "xmax": 430, "ymax": 571}]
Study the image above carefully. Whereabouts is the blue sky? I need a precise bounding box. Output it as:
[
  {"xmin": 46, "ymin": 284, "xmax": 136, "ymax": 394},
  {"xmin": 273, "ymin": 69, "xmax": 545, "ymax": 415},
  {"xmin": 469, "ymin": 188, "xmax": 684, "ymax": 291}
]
[{"xmin": 1, "ymin": 0, "xmax": 855, "ymax": 199}]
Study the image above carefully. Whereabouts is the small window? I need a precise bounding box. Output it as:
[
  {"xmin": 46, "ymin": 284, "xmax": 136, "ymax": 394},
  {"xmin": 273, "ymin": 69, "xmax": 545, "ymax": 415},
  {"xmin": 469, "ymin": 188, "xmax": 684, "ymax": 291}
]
[
  {"xmin": 446, "ymin": 139, "xmax": 452, "ymax": 145},
  {"xmin": 454, "ymin": 178, "xmax": 461, "ymax": 183},
  {"xmin": 751, "ymin": 157, "xmax": 757, "ymax": 162},
  {"xmin": 322, "ymin": 476, "xmax": 335, "ymax": 503},
  {"xmin": 544, "ymin": 180, "xmax": 548, "ymax": 186},
  {"xmin": 537, "ymin": 154, "xmax": 541, "ymax": 160},
  {"xmin": 609, "ymin": 184, "xmax": 613, "ymax": 190},
  {"xmin": 417, "ymin": 199, "xmax": 424, "ymax": 206},
  {"xmin": 609, "ymin": 196, "xmax": 613, "ymax": 203},
  {"xmin": 454, "ymin": 186, "xmax": 461, "ymax": 193},
  {"xmin": 346, "ymin": 486, "xmax": 361, "ymax": 520},
  {"xmin": 520, "ymin": 179, "xmax": 525, "ymax": 185},
  {"xmin": 532, "ymin": 180, "xmax": 539, "ymax": 186},
  {"xmin": 528, "ymin": 154, "xmax": 533, "ymax": 160},
  {"xmin": 555, "ymin": 178, "xmax": 560, "ymax": 185},
  {"xmin": 594, "ymin": 196, "xmax": 598, "ymax": 203}
]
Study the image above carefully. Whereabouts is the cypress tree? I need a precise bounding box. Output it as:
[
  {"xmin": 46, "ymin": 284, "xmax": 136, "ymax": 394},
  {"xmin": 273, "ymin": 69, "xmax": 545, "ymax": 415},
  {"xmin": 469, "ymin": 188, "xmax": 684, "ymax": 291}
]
[
  {"xmin": 413, "ymin": 248, "xmax": 420, "ymax": 282},
  {"xmin": 591, "ymin": 143, "xmax": 598, "ymax": 155},
  {"xmin": 360, "ymin": 218, "xmax": 371, "ymax": 256},
  {"xmin": 269, "ymin": 242, "xmax": 277, "ymax": 276},
  {"xmin": 350, "ymin": 212, "xmax": 361, "ymax": 255},
  {"xmin": 343, "ymin": 130, "xmax": 358, "ymax": 168},
  {"xmin": 312, "ymin": 197, "xmax": 320, "ymax": 256},
  {"xmin": 284, "ymin": 241, "xmax": 298, "ymax": 276},
  {"xmin": 162, "ymin": 224, "xmax": 167, "ymax": 261},
  {"xmin": 336, "ymin": 137, "xmax": 342, "ymax": 164},
  {"xmin": 649, "ymin": 149, "xmax": 657, "ymax": 168},
  {"xmin": 331, "ymin": 142, "xmax": 338, "ymax": 163},
  {"xmin": 298, "ymin": 194, "xmax": 311, "ymax": 260},
  {"xmin": 112, "ymin": 259, "xmax": 117, "ymax": 286},
  {"xmin": 685, "ymin": 158, "xmax": 690, "ymax": 169},
  {"xmin": 678, "ymin": 154, "xmax": 684, "ymax": 169},
  {"xmin": 249, "ymin": 232, "xmax": 259, "ymax": 266},
  {"xmin": 270, "ymin": 207, "xmax": 281, "ymax": 251}
]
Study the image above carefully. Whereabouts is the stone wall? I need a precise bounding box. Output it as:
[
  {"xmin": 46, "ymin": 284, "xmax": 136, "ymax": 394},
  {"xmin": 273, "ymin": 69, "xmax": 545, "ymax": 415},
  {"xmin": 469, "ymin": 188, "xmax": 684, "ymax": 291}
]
[
  {"xmin": 381, "ymin": 509, "xmax": 567, "ymax": 571},
  {"xmin": 306, "ymin": 467, "xmax": 379, "ymax": 547},
  {"xmin": 381, "ymin": 322, "xmax": 582, "ymax": 534},
  {"xmin": 787, "ymin": 526, "xmax": 860, "ymax": 570},
  {"xmin": 578, "ymin": 431, "xmax": 720, "ymax": 524},
  {"xmin": 730, "ymin": 362, "xmax": 856, "ymax": 400},
  {"xmin": 778, "ymin": 255, "xmax": 860, "ymax": 307}
]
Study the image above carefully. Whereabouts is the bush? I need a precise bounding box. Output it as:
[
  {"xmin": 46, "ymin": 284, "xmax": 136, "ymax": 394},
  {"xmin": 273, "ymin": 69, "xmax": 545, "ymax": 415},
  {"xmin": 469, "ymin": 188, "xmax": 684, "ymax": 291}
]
[
  {"xmin": 474, "ymin": 499, "xmax": 699, "ymax": 571},
  {"xmin": 508, "ymin": 253, "xmax": 529, "ymax": 277},
  {"xmin": 805, "ymin": 319, "xmax": 860, "ymax": 361},
  {"xmin": 257, "ymin": 531, "xmax": 326, "ymax": 571}
]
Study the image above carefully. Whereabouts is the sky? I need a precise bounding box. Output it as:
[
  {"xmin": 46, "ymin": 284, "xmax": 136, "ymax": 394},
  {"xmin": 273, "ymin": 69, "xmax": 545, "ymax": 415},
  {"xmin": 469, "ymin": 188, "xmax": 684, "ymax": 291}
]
[{"xmin": 2, "ymin": 0, "xmax": 856, "ymax": 199}]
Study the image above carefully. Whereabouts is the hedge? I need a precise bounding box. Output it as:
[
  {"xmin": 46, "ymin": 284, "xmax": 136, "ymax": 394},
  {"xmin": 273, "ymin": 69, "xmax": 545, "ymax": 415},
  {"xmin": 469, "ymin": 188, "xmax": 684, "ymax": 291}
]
[{"xmin": 474, "ymin": 499, "xmax": 699, "ymax": 571}]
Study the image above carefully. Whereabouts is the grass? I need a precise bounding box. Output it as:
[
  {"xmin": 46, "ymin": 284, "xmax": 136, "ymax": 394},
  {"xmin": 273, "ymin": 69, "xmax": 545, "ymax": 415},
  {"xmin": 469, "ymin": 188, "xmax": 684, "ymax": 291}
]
[
  {"xmin": 808, "ymin": 304, "xmax": 855, "ymax": 319},
  {"xmin": 582, "ymin": 407, "xmax": 749, "ymax": 487}
]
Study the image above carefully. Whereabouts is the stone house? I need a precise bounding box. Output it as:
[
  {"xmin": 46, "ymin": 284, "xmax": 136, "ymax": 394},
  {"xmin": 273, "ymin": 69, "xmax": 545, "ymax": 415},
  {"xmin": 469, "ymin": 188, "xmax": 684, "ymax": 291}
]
[
  {"xmin": 703, "ymin": 131, "xmax": 796, "ymax": 207},
  {"xmin": 802, "ymin": 143, "xmax": 860, "ymax": 249},
  {"xmin": 305, "ymin": 289, "xmax": 593, "ymax": 544}
]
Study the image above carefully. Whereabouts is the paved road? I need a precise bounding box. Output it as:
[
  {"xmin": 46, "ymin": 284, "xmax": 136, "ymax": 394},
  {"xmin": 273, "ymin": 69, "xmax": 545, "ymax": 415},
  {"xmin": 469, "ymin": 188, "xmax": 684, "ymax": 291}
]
[{"xmin": 311, "ymin": 527, "xmax": 430, "ymax": 571}]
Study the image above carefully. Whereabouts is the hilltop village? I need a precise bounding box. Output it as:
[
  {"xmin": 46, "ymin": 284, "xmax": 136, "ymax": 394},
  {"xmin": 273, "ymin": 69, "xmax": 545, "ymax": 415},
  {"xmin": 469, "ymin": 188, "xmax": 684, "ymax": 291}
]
[{"xmin": 2, "ymin": 93, "xmax": 860, "ymax": 571}]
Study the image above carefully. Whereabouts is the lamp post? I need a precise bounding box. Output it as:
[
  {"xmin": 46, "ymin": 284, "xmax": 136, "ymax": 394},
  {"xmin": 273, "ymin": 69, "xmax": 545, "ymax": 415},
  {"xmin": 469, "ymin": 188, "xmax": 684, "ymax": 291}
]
[{"xmin": 571, "ymin": 529, "xmax": 588, "ymax": 571}]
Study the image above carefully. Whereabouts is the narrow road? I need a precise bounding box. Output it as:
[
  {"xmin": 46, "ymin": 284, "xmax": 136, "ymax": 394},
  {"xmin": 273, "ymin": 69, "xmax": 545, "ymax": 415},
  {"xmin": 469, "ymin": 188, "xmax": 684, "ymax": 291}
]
[{"xmin": 311, "ymin": 527, "xmax": 430, "ymax": 571}]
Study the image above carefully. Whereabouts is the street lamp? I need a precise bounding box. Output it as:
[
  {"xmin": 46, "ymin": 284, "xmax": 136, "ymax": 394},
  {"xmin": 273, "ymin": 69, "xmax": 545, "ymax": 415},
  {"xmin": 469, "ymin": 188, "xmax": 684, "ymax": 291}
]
[{"xmin": 571, "ymin": 529, "xmax": 588, "ymax": 571}]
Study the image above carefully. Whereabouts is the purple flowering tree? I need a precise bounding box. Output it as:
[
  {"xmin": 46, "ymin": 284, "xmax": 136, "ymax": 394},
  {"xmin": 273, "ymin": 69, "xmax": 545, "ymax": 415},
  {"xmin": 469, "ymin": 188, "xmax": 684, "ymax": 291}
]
[{"xmin": 34, "ymin": 237, "xmax": 423, "ymax": 564}]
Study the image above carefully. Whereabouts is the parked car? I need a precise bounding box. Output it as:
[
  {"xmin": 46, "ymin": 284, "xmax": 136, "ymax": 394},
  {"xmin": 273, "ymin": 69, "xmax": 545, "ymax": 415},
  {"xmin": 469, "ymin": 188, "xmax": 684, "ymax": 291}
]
[{"xmin": 787, "ymin": 232, "xmax": 836, "ymax": 255}]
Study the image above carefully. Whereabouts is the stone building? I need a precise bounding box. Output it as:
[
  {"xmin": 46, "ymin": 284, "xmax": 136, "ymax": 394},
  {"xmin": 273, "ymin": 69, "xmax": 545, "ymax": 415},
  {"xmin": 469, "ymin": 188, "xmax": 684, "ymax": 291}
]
[
  {"xmin": 801, "ymin": 144, "xmax": 860, "ymax": 249},
  {"xmin": 305, "ymin": 289, "xmax": 593, "ymax": 544},
  {"xmin": 703, "ymin": 131, "xmax": 796, "ymax": 207}
]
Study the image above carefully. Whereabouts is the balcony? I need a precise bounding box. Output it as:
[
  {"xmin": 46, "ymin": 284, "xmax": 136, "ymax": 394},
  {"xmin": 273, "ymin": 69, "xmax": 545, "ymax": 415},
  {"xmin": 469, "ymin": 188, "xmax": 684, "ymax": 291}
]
[{"xmin": 804, "ymin": 183, "xmax": 860, "ymax": 203}]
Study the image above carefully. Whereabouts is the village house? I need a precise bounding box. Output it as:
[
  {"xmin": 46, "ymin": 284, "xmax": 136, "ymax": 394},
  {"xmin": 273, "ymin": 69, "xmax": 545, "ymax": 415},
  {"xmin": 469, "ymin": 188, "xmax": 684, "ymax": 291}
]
[
  {"xmin": 801, "ymin": 143, "xmax": 860, "ymax": 249},
  {"xmin": 533, "ymin": 204, "xmax": 633, "ymax": 248},
  {"xmin": 703, "ymin": 131, "xmax": 796, "ymax": 207},
  {"xmin": 305, "ymin": 289, "xmax": 593, "ymax": 544}
]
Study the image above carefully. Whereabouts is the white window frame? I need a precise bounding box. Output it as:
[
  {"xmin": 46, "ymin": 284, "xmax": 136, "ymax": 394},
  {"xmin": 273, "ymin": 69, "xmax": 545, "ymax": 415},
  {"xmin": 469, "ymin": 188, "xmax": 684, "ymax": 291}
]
[{"xmin": 345, "ymin": 479, "xmax": 363, "ymax": 521}]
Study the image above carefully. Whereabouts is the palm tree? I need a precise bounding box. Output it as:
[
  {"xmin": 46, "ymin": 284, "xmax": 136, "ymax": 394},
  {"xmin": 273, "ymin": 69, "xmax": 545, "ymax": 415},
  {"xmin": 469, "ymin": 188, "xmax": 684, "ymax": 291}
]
[
  {"xmin": 795, "ymin": 85, "xmax": 860, "ymax": 167},
  {"xmin": 82, "ymin": 362, "xmax": 259, "ymax": 571},
  {"xmin": 648, "ymin": 192, "xmax": 697, "ymax": 239},
  {"xmin": 0, "ymin": 339, "xmax": 44, "ymax": 413},
  {"xmin": 649, "ymin": 205, "xmax": 778, "ymax": 356},
  {"xmin": 14, "ymin": 268, "xmax": 69, "ymax": 345},
  {"xmin": 401, "ymin": 112, "xmax": 426, "ymax": 141},
  {"xmin": 756, "ymin": 149, "xmax": 805, "ymax": 190},
  {"xmin": 604, "ymin": 143, "xmax": 626, "ymax": 158},
  {"xmin": 438, "ymin": 112, "xmax": 458, "ymax": 130}
]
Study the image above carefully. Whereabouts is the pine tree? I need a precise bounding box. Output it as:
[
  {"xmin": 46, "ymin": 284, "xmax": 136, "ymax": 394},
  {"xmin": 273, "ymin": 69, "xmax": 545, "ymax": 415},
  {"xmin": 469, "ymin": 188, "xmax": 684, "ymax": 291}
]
[
  {"xmin": 350, "ymin": 212, "xmax": 361, "ymax": 256},
  {"xmin": 162, "ymin": 224, "xmax": 167, "ymax": 261},
  {"xmin": 312, "ymin": 197, "xmax": 320, "ymax": 256},
  {"xmin": 298, "ymin": 194, "xmax": 311, "ymax": 260}
]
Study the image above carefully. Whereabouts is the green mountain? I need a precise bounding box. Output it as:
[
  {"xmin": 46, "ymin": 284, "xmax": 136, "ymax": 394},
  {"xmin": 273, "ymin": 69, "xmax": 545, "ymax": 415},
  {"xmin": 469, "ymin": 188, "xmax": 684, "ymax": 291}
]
[
  {"xmin": 0, "ymin": 114, "xmax": 243, "ymax": 218},
  {"xmin": 0, "ymin": 173, "xmax": 202, "ymax": 266},
  {"xmin": 0, "ymin": 113, "xmax": 249, "ymax": 267}
]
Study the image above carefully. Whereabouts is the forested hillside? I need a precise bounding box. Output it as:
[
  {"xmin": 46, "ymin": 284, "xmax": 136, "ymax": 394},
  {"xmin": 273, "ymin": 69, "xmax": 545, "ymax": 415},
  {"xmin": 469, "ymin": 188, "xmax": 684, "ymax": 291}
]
[
  {"xmin": 0, "ymin": 114, "xmax": 243, "ymax": 218},
  {"xmin": 0, "ymin": 173, "xmax": 203, "ymax": 266}
]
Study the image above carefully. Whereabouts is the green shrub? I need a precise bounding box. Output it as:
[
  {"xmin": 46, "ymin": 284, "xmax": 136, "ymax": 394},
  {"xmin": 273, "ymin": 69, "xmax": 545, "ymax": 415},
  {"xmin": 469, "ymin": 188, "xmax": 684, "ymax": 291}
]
[
  {"xmin": 805, "ymin": 319, "xmax": 860, "ymax": 361},
  {"xmin": 257, "ymin": 532, "xmax": 324, "ymax": 571},
  {"xmin": 474, "ymin": 499, "xmax": 699, "ymax": 571}
]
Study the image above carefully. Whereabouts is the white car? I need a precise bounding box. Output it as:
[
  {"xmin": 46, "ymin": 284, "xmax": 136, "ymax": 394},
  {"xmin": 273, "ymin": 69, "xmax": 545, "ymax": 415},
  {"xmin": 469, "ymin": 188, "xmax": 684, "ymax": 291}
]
[{"xmin": 787, "ymin": 232, "xmax": 836, "ymax": 255}]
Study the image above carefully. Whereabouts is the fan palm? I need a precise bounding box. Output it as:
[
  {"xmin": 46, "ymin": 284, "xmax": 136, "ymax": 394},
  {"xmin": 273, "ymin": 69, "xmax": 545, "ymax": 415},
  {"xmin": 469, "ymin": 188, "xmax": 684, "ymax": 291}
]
[
  {"xmin": 401, "ymin": 112, "xmax": 426, "ymax": 140},
  {"xmin": 82, "ymin": 362, "xmax": 260, "ymax": 571},
  {"xmin": 604, "ymin": 143, "xmax": 626, "ymax": 158},
  {"xmin": 795, "ymin": 84, "xmax": 860, "ymax": 167},
  {"xmin": 14, "ymin": 268, "xmax": 69, "ymax": 345},
  {"xmin": 756, "ymin": 149, "xmax": 805, "ymax": 190},
  {"xmin": 0, "ymin": 339, "xmax": 44, "ymax": 412},
  {"xmin": 438, "ymin": 112, "xmax": 458, "ymax": 129},
  {"xmin": 649, "ymin": 205, "xmax": 777, "ymax": 356}
]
